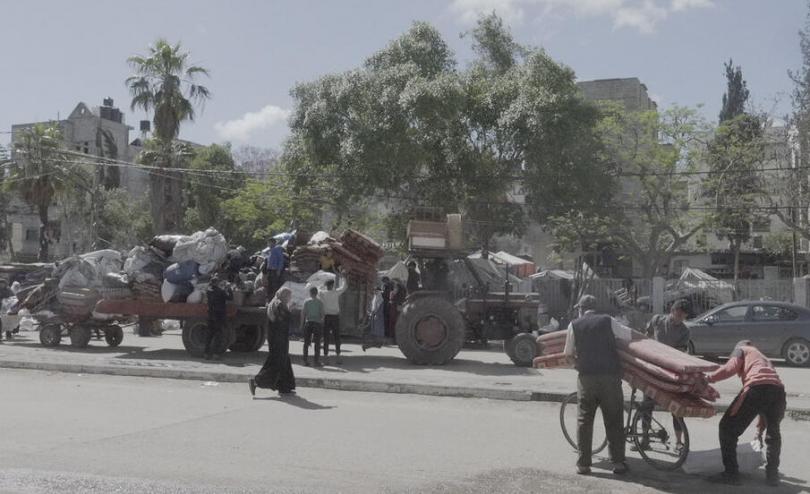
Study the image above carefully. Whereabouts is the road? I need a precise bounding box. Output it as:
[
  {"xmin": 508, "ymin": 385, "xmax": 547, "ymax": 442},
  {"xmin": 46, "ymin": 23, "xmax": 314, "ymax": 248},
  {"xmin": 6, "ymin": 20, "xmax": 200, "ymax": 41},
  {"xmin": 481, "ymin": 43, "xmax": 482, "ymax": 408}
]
[{"xmin": 1, "ymin": 369, "xmax": 808, "ymax": 494}]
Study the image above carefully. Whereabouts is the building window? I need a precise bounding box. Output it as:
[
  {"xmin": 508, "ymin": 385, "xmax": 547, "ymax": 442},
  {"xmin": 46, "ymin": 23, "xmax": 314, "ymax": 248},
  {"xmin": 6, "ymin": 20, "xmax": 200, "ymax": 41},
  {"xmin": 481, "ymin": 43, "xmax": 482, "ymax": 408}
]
[
  {"xmin": 752, "ymin": 236, "xmax": 763, "ymax": 249},
  {"xmin": 24, "ymin": 229, "xmax": 38, "ymax": 241},
  {"xmin": 752, "ymin": 218, "xmax": 770, "ymax": 233}
]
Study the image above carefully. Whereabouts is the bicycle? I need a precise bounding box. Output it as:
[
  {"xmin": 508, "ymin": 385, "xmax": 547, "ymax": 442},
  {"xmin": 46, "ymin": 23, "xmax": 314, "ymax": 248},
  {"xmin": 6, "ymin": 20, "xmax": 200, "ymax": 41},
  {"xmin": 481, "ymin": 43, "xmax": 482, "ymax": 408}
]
[{"xmin": 559, "ymin": 387, "xmax": 690, "ymax": 471}]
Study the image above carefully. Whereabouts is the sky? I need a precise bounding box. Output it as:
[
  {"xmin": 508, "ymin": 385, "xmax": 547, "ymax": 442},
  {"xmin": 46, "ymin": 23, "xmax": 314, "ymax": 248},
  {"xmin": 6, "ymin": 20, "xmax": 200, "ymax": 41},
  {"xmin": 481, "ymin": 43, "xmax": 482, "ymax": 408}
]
[{"xmin": 0, "ymin": 0, "xmax": 806, "ymax": 152}]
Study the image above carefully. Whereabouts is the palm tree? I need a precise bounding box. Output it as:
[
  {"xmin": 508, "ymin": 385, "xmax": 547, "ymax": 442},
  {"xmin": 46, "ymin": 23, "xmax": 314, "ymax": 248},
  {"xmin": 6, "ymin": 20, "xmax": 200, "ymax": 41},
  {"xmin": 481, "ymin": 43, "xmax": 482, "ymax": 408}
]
[
  {"xmin": 5, "ymin": 124, "xmax": 73, "ymax": 260},
  {"xmin": 126, "ymin": 39, "xmax": 210, "ymax": 232}
]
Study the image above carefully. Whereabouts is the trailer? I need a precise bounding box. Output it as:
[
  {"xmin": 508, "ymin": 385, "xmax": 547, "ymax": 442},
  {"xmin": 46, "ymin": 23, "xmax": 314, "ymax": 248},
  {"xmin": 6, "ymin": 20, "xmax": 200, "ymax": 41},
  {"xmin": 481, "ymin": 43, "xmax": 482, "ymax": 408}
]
[
  {"xmin": 31, "ymin": 288, "xmax": 128, "ymax": 348},
  {"xmin": 94, "ymin": 299, "xmax": 267, "ymax": 355}
]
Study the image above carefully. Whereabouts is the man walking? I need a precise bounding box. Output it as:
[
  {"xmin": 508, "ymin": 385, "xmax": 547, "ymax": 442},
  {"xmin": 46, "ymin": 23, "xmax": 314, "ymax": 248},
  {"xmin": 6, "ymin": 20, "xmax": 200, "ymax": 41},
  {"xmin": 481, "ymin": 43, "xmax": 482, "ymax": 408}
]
[
  {"xmin": 205, "ymin": 274, "xmax": 232, "ymax": 360},
  {"xmin": 563, "ymin": 294, "xmax": 631, "ymax": 476},
  {"xmin": 319, "ymin": 275, "xmax": 348, "ymax": 364},
  {"xmin": 635, "ymin": 299, "xmax": 690, "ymax": 452},
  {"xmin": 706, "ymin": 340, "xmax": 785, "ymax": 487}
]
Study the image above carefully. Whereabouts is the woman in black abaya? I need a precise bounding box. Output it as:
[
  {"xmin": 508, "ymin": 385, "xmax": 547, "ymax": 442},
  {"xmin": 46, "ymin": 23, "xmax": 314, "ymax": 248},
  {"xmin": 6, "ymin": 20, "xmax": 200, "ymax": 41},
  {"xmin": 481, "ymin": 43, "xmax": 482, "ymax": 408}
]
[{"xmin": 249, "ymin": 287, "xmax": 295, "ymax": 396}]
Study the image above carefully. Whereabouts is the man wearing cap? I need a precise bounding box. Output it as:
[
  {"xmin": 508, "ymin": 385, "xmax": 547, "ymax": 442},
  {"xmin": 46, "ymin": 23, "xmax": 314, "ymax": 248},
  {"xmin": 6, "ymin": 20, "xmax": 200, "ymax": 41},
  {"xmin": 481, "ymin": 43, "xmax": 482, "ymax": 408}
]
[
  {"xmin": 563, "ymin": 294, "xmax": 632, "ymax": 476},
  {"xmin": 635, "ymin": 299, "xmax": 691, "ymax": 452},
  {"xmin": 706, "ymin": 340, "xmax": 785, "ymax": 487}
]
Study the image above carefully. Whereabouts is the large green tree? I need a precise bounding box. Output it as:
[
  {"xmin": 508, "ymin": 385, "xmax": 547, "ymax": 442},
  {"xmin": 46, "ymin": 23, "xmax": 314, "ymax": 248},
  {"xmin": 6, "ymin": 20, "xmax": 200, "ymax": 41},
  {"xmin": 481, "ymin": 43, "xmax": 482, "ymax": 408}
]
[
  {"xmin": 183, "ymin": 143, "xmax": 245, "ymax": 231},
  {"xmin": 284, "ymin": 15, "xmax": 609, "ymax": 250},
  {"xmin": 705, "ymin": 61, "xmax": 766, "ymax": 282},
  {"xmin": 771, "ymin": 2, "xmax": 810, "ymax": 251},
  {"xmin": 4, "ymin": 124, "xmax": 90, "ymax": 260},
  {"xmin": 126, "ymin": 39, "xmax": 210, "ymax": 233},
  {"xmin": 220, "ymin": 177, "xmax": 320, "ymax": 253},
  {"xmin": 0, "ymin": 144, "xmax": 10, "ymax": 256},
  {"xmin": 548, "ymin": 105, "xmax": 708, "ymax": 277}
]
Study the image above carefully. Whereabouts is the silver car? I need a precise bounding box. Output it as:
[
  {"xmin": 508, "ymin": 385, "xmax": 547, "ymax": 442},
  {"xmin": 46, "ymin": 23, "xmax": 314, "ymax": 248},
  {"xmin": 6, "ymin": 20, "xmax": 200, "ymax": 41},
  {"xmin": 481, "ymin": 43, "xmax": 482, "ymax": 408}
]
[{"xmin": 686, "ymin": 301, "xmax": 810, "ymax": 367}]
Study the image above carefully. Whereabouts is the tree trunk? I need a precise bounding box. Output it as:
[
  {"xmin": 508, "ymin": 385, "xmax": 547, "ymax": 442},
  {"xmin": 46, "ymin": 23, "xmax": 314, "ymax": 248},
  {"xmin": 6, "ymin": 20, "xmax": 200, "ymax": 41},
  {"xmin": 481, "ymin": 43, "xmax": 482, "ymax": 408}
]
[
  {"xmin": 37, "ymin": 203, "xmax": 49, "ymax": 262},
  {"xmin": 731, "ymin": 239, "xmax": 741, "ymax": 285}
]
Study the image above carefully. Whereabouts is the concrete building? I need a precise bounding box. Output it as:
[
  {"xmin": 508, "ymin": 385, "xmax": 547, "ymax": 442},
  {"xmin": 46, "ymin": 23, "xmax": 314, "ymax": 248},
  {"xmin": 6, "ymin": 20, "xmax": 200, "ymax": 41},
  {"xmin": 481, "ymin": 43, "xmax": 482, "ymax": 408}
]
[
  {"xmin": 576, "ymin": 77, "xmax": 658, "ymax": 112},
  {"xmin": 5, "ymin": 98, "xmax": 149, "ymax": 260}
]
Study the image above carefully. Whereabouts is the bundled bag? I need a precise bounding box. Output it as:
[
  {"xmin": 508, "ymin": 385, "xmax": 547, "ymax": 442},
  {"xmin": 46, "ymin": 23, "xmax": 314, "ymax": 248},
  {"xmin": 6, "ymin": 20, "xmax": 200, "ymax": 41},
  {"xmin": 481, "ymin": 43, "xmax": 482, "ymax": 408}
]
[
  {"xmin": 171, "ymin": 228, "xmax": 228, "ymax": 266},
  {"xmin": 164, "ymin": 260, "xmax": 200, "ymax": 284},
  {"xmin": 150, "ymin": 234, "xmax": 192, "ymax": 256}
]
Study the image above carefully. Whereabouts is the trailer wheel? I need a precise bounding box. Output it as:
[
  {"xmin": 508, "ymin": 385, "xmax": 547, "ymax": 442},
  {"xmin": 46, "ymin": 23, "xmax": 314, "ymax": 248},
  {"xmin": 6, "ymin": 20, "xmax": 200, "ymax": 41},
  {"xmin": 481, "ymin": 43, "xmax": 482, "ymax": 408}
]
[
  {"xmin": 104, "ymin": 325, "xmax": 124, "ymax": 347},
  {"xmin": 505, "ymin": 333, "xmax": 537, "ymax": 367},
  {"xmin": 229, "ymin": 323, "xmax": 265, "ymax": 352},
  {"xmin": 39, "ymin": 324, "xmax": 62, "ymax": 347},
  {"xmin": 396, "ymin": 297, "xmax": 465, "ymax": 365},
  {"xmin": 69, "ymin": 326, "xmax": 92, "ymax": 348},
  {"xmin": 182, "ymin": 321, "xmax": 233, "ymax": 355}
]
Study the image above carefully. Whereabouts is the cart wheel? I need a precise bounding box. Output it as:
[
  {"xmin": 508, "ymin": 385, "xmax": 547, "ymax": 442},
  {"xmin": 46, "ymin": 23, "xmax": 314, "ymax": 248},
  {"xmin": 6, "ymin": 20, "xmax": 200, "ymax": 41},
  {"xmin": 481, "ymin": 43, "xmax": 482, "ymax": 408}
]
[
  {"xmin": 69, "ymin": 326, "xmax": 92, "ymax": 348},
  {"xmin": 104, "ymin": 325, "xmax": 124, "ymax": 347},
  {"xmin": 39, "ymin": 324, "xmax": 62, "ymax": 347}
]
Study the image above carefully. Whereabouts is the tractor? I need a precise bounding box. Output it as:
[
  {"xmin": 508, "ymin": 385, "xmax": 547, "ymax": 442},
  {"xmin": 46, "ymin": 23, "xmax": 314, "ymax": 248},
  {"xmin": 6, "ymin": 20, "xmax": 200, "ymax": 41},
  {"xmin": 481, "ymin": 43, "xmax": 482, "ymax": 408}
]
[{"xmin": 394, "ymin": 217, "xmax": 540, "ymax": 367}]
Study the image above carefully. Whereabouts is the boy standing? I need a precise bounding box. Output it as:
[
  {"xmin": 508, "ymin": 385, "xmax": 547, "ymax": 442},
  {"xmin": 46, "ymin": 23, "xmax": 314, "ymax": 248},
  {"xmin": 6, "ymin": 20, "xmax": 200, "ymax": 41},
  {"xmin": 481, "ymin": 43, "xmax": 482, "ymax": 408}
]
[{"xmin": 301, "ymin": 286, "xmax": 325, "ymax": 367}]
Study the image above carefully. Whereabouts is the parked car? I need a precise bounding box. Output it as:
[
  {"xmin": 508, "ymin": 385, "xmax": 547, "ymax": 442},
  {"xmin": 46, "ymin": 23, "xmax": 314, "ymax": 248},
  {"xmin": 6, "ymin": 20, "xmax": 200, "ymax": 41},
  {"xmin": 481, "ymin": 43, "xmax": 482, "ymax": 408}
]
[{"xmin": 686, "ymin": 301, "xmax": 810, "ymax": 367}]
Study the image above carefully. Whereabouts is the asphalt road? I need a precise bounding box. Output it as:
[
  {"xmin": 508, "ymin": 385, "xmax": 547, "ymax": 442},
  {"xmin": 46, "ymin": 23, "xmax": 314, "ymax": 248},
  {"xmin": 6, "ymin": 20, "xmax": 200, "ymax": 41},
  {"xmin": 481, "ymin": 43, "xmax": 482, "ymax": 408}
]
[{"xmin": 1, "ymin": 369, "xmax": 808, "ymax": 494}]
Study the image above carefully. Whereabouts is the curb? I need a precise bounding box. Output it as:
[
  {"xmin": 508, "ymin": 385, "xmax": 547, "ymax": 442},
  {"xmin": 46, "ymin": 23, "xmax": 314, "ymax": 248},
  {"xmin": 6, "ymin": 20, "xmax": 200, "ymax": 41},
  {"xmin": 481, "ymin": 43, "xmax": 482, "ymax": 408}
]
[{"xmin": 2, "ymin": 359, "xmax": 809, "ymax": 420}]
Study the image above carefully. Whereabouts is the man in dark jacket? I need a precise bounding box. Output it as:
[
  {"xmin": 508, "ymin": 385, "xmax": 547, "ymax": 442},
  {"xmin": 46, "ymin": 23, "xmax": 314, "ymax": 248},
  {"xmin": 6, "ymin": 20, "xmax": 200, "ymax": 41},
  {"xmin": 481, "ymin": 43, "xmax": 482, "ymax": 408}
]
[
  {"xmin": 635, "ymin": 299, "xmax": 691, "ymax": 451},
  {"xmin": 205, "ymin": 274, "xmax": 233, "ymax": 360},
  {"xmin": 563, "ymin": 294, "xmax": 632, "ymax": 476}
]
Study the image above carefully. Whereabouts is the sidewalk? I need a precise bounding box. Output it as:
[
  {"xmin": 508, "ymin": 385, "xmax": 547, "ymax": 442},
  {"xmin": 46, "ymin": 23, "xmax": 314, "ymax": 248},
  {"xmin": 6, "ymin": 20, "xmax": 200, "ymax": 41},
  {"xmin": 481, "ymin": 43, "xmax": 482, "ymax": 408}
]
[{"xmin": 2, "ymin": 328, "xmax": 809, "ymax": 419}]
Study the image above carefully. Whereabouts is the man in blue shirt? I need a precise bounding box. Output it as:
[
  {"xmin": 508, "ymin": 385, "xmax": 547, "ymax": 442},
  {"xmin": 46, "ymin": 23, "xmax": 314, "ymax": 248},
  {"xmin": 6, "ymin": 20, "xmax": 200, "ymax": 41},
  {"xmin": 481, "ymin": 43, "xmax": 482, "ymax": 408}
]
[{"xmin": 262, "ymin": 238, "xmax": 286, "ymax": 300}]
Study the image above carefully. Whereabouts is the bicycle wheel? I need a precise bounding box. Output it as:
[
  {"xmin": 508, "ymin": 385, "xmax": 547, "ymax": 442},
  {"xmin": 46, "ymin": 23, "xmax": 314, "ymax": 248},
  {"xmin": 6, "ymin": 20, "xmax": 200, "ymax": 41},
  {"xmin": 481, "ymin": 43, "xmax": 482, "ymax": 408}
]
[
  {"xmin": 630, "ymin": 407, "xmax": 690, "ymax": 471},
  {"xmin": 559, "ymin": 392, "xmax": 608, "ymax": 455}
]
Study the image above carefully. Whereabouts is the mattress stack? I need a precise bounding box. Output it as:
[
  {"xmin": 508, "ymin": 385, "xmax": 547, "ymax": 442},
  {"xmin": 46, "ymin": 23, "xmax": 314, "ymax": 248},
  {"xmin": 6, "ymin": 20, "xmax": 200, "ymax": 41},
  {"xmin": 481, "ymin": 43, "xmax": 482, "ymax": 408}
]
[
  {"xmin": 534, "ymin": 330, "xmax": 720, "ymax": 418},
  {"xmin": 290, "ymin": 246, "xmax": 324, "ymax": 274}
]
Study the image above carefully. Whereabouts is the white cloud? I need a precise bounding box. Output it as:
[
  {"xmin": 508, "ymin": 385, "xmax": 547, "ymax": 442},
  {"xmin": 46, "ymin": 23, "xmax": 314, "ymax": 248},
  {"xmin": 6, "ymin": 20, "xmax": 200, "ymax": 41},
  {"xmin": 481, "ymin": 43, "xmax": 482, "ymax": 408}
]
[
  {"xmin": 449, "ymin": 0, "xmax": 713, "ymax": 33},
  {"xmin": 214, "ymin": 105, "xmax": 291, "ymax": 143},
  {"xmin": 670, "ymin": 0, "xmax": 713, "ymax": 12},
  {"xmin": 450, "ymin": 0, "xmax": 526, "ymax": 25},
  {"xmin": 614, "ymin": 1, "xmax": 669, "ymax": 34}
]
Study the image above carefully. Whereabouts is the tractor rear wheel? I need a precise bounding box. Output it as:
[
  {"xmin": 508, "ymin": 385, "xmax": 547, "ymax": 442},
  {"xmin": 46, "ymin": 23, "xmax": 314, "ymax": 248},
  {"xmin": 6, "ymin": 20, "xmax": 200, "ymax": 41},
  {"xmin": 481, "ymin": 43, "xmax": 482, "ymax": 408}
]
[{"xmin": 396, "ymin": 297, "xmax": 465, "ymax": 365}]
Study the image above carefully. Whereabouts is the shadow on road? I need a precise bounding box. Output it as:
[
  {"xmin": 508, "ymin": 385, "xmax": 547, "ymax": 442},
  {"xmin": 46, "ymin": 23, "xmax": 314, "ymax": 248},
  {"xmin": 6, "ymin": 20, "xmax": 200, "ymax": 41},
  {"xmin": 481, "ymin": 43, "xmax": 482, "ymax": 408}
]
[
  {"xmin": 253, "ymin": 394, "xmax": 335, "ymax": 410},
  {"xmin": 589, "ymin": 457, "xmax": 808, "ymax": 493}
]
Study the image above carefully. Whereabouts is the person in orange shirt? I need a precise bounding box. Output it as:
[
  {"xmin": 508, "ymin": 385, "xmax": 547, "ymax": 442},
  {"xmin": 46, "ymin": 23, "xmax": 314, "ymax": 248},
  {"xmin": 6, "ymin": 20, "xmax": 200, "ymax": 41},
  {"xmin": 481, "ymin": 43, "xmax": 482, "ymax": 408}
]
[{"xmin": 706, "ymin": 340, "xmax": 786, "ymax": 487}]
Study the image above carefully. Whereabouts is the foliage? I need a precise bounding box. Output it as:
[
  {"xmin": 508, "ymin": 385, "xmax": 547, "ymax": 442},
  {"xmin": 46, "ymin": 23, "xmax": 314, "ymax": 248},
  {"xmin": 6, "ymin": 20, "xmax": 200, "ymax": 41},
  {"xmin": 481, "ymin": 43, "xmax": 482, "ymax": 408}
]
[
  {"xmin": 548, "ymin": 104, "xmax": 708, "ymax": 277},
  {"xmin": 705, "ymin": 60, "xmax": 766, "ymax": 282},
  {"xmin": 4, "ymin": 124, "xmax": 91, "ymax": 260},
  {"xmin": 95, "ymin": 188, "xmax": 154, "ymax": 249},
  {"xmin": 137, "ymin": 138, "xmax": 194, "ymax": 233},
  {"xmin": 775, "ymin": 3, "xmax": 810, "ymax": 241},
  {"xmin": 220, "ymin": 177, "xmax": 321, "ymax": 253},
  {"xmin": 126, "ymin": 39, "xmax": 210, "ymax": 142},
  {"xmin": 719, "ymin": 59, "xmax": 750, "ymax": 123},
  {"xmin": 183, "ymin": 143, "xmax": 245, "ymax": 232},
  {"xmin": 283, "ymin": 15, "xmax": 610, "ymax": 249},
  {"xmin": 0, "ymin": 144, "xmax": 10, "ymax": 255},
  {"xmin": 233, "ymin": 145, "xmax": 280, "ymax": 175},
  {"xmin": 126, "ymin": 39, "xmax": 210, "ymax": 233}
]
